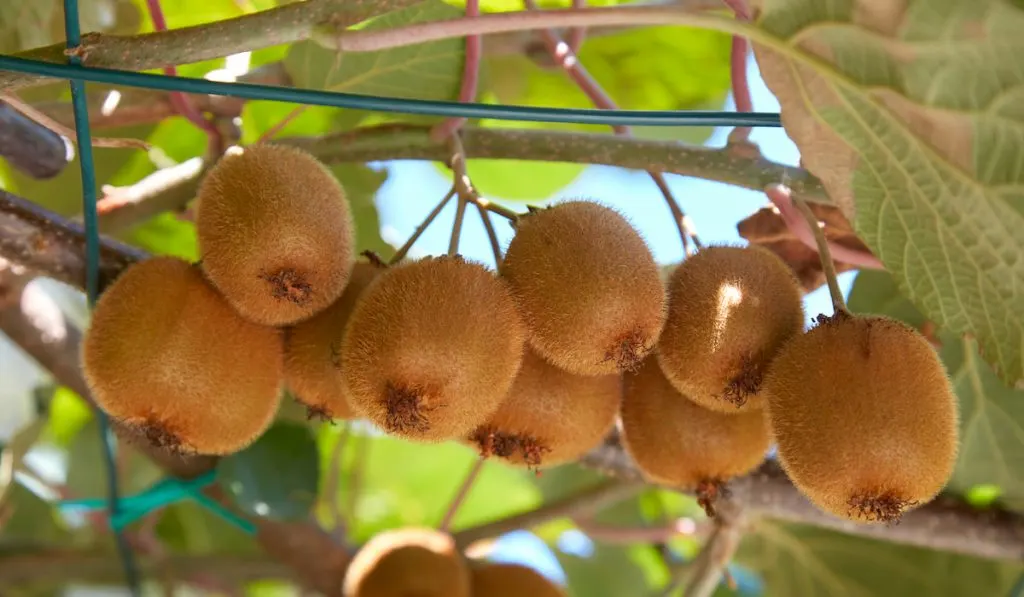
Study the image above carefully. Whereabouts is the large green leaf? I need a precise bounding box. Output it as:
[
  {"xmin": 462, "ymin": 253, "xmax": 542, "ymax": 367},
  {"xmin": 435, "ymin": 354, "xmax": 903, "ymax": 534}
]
[
  {"xmin": 318, "ymin": 427, "xmax": 542, "ymax": 543},
  {"xmin": 557, "ymin": 543, "xmax": 665, "ymax": 597},
  {"xmin": 752, "ymin": 0, "xmax": 1024, "ymax": 387},
  {"xmin": 284, "ymin": 0, "xmax": 464, "ymax": 102},
  {"xmin": 0, "ymin": 0, "xmax": 139, "ymax": 54},
  {"xmin": 456, "ymin": 23, "xmax": 730, "ymax": 200},
  {"xmin": 65, "ymin": 417, "xmax": 165, "ymax": 499},
  {"xmin": 848, "ymin": 269, "xmax": 1024, "ymax": 509},
  {"xmin": 737, "ymin": 519, "xmax": 1022, "ymax": 596},
  {"xmin": 329, "ymin": 163, "xmax": 392, "ymax": 258},
  {"xmin": 217, "ymin": 421, "xmax": 320, "ymax": 522},
  {"xmin": 0, "ymin": 483, "xmax": 72, "ymax": 545}
]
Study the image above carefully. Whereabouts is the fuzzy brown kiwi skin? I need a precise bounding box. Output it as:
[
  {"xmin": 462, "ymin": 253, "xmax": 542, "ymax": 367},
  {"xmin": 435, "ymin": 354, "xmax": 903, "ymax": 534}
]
[
  {"xmin": 468, "ymin": 561, "xmax": 567, "ymax": 597},
  {"xmin": 620, "ymin": 355, "xmax": 771, "ymax": 510},
  {"xmin": 342, "ymin": 527, "xmax": 471, "ymax": 597},
  {"xmin": 81, "ymin": 257, "xmax": 284, "ymax": 456},
  {"xmin": 500, "ymin": 200, "xmax": 666, "ymax": 376},
  {"xmin": 340, "ymin": 255, "xmax": 526, "ymax": 443},
  {"xmin": 467, "ymin": 349, "xmax": 620, "ymax": 469},
  {"xmin": 283, "ymin": 260, "xmax": 383, "ymax": 421},
  {"xmin": 656, "ymin": 244, "xmax": 804, "ymax": 414},
  {"xmin": 195, "ymin": 143, "xmax": 355, "ymax": 327},
  {"xmin": 763, "ymin": 313, "xmax": 960, "ymax": 524}
]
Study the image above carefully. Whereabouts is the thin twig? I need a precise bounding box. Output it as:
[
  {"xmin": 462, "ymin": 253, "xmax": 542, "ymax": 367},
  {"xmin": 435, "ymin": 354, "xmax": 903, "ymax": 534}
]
[
  {"xmin": 566, "ymin": 0, "xmax": 589, "ymax": 53},
  {"xmin": 431, "ymin": 0, "xmax": 482, "ymax": 140},
  {"xmin": 523, "ymin": 0, "xmax": 697, "ymax": 252},
  {"xmin": 256, "ymin": 106, "xmax": 309, "ymax": 144},
  {"xmin": 682, "ymin": 506, "xmax": 745, "ymax": 597},
  {"xmin": 722, "ymin": 0, "xmax": 753, "ymax": 143},
  {"xmin": 439, "ymin": 456, "xmax": 486, "ymax": 533},
  {"xmin": 388, "ymin": 187, "xmax": 456, "ymax": 265},
  {"xmin": 144, "ymin": 0, "xmax": 223, "ymax": 151},
  {"xmin": 322, "ymin": 425, "xmax": 351, "ymax": 542},
  {"xmin": 448, "ymin": 194, "xmax": 469, "ymax": 256},
  {"xmin": 476, "ymin": 201, "xmax": 503, "ymax": 266},
  {"xmin": 572, "ymin": 516, "xmax": 706, "ymax": 544},
  {"xmin": 452, "ymin": 480, "xmax": 644, "ymax": 549},
  {"xmin": 0, "ymin": 93, "xmax": 150, "ymax": 150},
  {"xmin": 330, "ymin": 5, "xmax": 741, "ymax": 53},
  {"xmin": 474, "ymin": 196, "xmax": 519, "ymax": 221},
  {"xmin": 768, "ymin": 183, "xmax": 849, "ymax": 313},
  {"xmin": 345, "ymin": 432, "xmax": 368, "ymax": 531}
]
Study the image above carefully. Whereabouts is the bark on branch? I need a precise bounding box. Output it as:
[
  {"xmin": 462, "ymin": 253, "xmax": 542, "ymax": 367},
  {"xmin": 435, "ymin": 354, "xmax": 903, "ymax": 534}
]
[
  {"xmin": 286, "ymin": 125, "xmax": 830, "ymax": 204},
  {"xmin": 0, "ymin": 0, "xmax": 421, "ymax": 91}
]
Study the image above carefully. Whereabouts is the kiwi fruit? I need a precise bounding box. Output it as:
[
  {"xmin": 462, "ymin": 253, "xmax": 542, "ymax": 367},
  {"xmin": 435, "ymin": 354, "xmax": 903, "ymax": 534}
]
[
  {"xmin": 195, "ymin": 143, "xmax": 354, "ymax": 327},
  {"xmin": 656, "ymin": 245, "xmax": 804, "ymax": 413},
  {"xmin": 620, "ymin": 356, "xmax": 770, "ymax": 514},
  {"xmin": 81, "ymin": 257, "xmax": 283, "ymax": 455},
  {"xmin": 468, "ymin": 349, "xmax": 620, "ymax": 469},
  {"xmin": 762, "ymin": 313, "xmax": 959, "ymax": 523},
  {"xmin": 342, "ymin": 527, "xmax": 470, "ymax": 597},
  {"xmin": 283, "ymin": 260, "xmax": 383, "ymax": 421},
  {"xmin": 469, "ymin": 562, "xmax": 566, "ymax": 597},
  {"xmin": 500, "ymin": 200, "xmax": 665, "ymax": 376},
  {"xmin": 340, "ymin": 255, "xmax": 526, "ymax": 442}
]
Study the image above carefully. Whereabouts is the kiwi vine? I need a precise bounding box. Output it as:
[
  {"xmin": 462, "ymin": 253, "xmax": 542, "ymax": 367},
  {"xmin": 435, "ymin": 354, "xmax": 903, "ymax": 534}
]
[{"xmin": 0, "ymin": 4, "xmax": 986, "ymax": 589}]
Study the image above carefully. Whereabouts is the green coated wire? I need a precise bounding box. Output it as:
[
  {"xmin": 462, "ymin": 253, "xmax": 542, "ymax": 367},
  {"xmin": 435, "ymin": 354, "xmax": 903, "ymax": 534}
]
[
  {"xmin": 0, "ymin": 55, "xmax": 783, "ymax": 128},
  {"xmin": 62, "ymin": 1, "xmax": 142, "ymax": 594}
]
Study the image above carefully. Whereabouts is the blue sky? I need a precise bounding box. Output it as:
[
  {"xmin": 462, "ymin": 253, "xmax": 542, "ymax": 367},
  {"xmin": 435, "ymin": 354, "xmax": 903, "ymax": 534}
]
[{"xmin": 370, "ymin": 52, "xmax": 857, "ymax": 587}]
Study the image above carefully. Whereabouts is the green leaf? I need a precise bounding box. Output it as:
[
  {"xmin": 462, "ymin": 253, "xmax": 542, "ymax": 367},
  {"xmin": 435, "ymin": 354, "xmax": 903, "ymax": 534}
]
[
  {"xmin": 0, "ymin": 0, "xmax": 137, "ymax": 54},
  {"xmin": 284, "ymin": 0, "xmax": 464, "ymax": 103},
  {"xmin": 127, "ymin": 0, "xmax": 246, "ymax": 30},
  {"xmin": 41, "ymin": 387, "xmax": 92, "ymax": 446},
  {"xmin": 460, "ymin": 23, "xmax": 730, "ymax": 200},
  {"xmin": 737, "ymin": 520, "xmax": 1022, "ymax": 596},
  {"xmin": 0, "ymin": 483, "xmax": 71, "ymax": 545},
  {"xmin": 155, "ymin": 499, "xmax": 260, "ymax": 554},
  {"xmin": 848, "ymin": 269, "xmax": 1024, "ymax": 509},
  {"xmin": 557, "ymin": 543, "xmax": 664, "ymax": 597},
  {"xmin": 753, "ymin": 0, "xmax": 1024, "ymax": 386},
  {"xmin": 322, "ymin": 429, "xmax": 541, "ymax": 542},
  {"xmin": 240, "ymin": 102, "xmax": 363, "ymax": 145},
  {"xmin": 217, "ymin": 421, "xmax": 320, "ymax": 521},
  {"xmin": 65, "ymin": 417, "xmax": 164, "ymax": 499},
  {"xmin": 329, "ymin": 163, "xmax": 392, "ymax": 258}
]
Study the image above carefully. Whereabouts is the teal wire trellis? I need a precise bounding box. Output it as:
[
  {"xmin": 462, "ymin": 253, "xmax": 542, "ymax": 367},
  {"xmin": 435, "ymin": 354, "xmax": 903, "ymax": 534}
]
[{"xmin": 3, "ymin": 2, "xmax": 789, "ymax": 592}]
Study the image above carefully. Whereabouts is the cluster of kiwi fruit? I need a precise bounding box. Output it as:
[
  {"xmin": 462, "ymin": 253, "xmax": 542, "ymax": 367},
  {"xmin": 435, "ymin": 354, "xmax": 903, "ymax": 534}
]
[
  {"xmin": 342, "ymin": 527, "xmax": 565, "ymax": 597},
  {"xmin": 620, "ymin": 242, "xmax": 959, "ymax": 524},
  {"xmin": 81, "ymin": 141, "xmax": 959, "ymax": 525}
]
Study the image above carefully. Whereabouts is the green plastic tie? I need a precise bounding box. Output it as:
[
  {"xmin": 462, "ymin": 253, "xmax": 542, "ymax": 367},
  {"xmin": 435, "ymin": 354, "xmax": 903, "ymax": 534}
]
[{"xmin": 57, "ymin": 470, "xmax": 257, "ymax": 535}]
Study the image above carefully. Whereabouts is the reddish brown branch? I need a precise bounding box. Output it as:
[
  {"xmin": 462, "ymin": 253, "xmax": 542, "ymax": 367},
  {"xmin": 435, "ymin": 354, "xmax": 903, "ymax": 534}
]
[
  {"xmin": 524, "ymin": 0, "xmax": 697, "ymax": 251},
  {"xmin": 431, "ymin": 0, "xmax": 483, "ymax": 140}
]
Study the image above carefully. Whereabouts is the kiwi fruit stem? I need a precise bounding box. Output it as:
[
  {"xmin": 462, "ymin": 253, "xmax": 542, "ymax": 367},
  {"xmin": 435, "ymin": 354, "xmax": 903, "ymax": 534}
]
[
  {"xmin": 448, "ymin": 193, "xmax": 469, "ymax": 257},
  {"xmin": 390, "ymin": 188, "xmax": 455, "ymax": 265},
  {"xmin": 784, "ymin": 184, "xmax": 849, "ymax": 314}
]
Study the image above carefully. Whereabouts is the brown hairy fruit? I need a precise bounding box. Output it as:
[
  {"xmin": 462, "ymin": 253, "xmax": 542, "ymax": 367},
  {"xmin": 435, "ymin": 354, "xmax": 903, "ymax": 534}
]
[
  {"xmin": 195, "ymin": 143, "xmax": 354, "ymax": 327},
  {"xmin": 81, "ymin": 257, "xmax": 283, "ymax": 455},
  {"xmin": 468, "ymin": 349, "xmax": 620, "ymax": 469},
  {"xmin": 657, "ymin": 245, "xmax": 804, "ymax": 413},
  {"xmin": 500, "ymin": 200, "xmax": 665, "ymax": 376},
  {"xmin": 621, "ymin": 356, "xmax": 770, "ymax": 507},
  {"xmin": 283, "ymin": 261, "xmax": 383, "ymax": 421},
  {"xmin": 342, "ymin": 527, "xmax": 470, "ymax": 597},
  {"xmin": 341, "ymin": 256, "xmax": 526, "ymax": 442},
  {"xmin": 763, "ymin": 313, "xmax": 959, "ymax": 524},
  {"xmin": 469, "ymin": 562, "xmax": 567, "ymax": 597}
]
